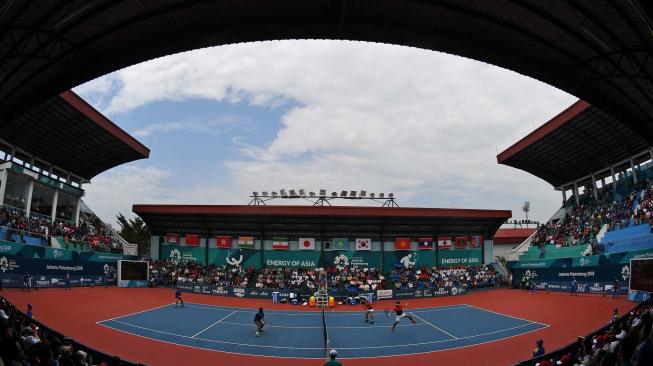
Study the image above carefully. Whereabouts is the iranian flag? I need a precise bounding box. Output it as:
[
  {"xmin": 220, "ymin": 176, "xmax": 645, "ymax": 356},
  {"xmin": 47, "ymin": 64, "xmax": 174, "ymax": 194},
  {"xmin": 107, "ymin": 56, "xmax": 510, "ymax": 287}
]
[
  {"xmin": 238, "ymin": 236, "xmax": 254, "ymax": 249},
  {"xmin": 272, "ymin": 237, "xmax": 289, "ymax": 250},
  {"xmin": 395, "ymin": 238, "xmax": 411, "ymax": 250},
  {"xmin": 216, "ymin": 236, "xmax": 232, "ymax": 249},
  {"xmin": 438, "ymin": 237, "xmax": 452, "ymax": 250},
  {"xmin": 417, "ymin": 238, "xmax": 434, "ymax": 250},
  {"xmin": 355, "ymin": 238, "xmax": 372, "ymax": 251},
  {"xmin": 185, "ymin": 234, "xmax": 200, "ymax": 246},
  {"xmin": 165, "ymin": 233, "xmax": 179, "ymax": 244},
  {"xmin": 298, "ymin": 238, "xmax": 316, "ymax": 250}
]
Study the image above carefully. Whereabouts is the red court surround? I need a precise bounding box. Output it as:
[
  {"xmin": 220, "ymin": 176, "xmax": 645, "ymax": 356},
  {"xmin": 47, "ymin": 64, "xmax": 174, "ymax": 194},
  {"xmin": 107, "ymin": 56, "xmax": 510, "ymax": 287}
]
[{"xmin": 2, "ymin": 288, "xmax": 633, "ymax": 366}]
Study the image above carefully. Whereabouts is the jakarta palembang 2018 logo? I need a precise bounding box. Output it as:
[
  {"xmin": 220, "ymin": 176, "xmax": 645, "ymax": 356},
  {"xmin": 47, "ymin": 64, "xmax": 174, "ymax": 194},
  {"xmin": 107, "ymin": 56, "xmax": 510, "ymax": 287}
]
[
  {"xmin": 0, "ymin": 256, "xmax": 8, "ymax": 272},
  {"xmin": 169, "ymin": 249, "xmax": 182, "ymax": 263},
  {"xmin": 333, "ymin": 254, "xmax": 349, "ymax": 270},
  {"xmin": 621, "ymin": 265, "xmax": 630, "ymax": 281}
]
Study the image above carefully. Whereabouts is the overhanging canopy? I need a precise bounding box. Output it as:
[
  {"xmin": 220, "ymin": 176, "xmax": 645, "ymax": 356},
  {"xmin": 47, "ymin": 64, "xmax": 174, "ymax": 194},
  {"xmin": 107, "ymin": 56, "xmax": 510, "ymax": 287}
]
[
  {"xmin": 133, "ymin": 204, "xmax": 512, "ymax": 239},
  {"xmin": 0, "ymin": 91, "xmax": 149, "ymax": 181},
  {"xmin": 497, "ymin": 100, "xmax": 651, "ymax": 188},
  {"xmin": 1, "ymin": 0, "xmax": 652, "ymax": 146}
]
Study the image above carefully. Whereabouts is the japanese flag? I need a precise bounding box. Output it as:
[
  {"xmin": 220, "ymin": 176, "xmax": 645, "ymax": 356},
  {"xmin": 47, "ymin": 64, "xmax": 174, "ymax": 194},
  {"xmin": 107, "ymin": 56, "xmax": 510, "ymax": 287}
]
[
  {"xmin": 356, "ymin": 238, "xmax": 372, "ymax": 251},
  {"xmin": 298, "ymin": 238, "xmax": 316, "ymax": 250}
]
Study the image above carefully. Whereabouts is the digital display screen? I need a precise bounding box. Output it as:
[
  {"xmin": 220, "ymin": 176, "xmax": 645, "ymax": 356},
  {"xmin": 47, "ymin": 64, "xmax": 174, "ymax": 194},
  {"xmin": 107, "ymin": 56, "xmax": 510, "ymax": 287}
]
[
  {"xmin": 630, "ymin": 259, "xmax": 653, "ymax": 292},
  {"xmin": 120, "ymin": 261, "xmax": 149, "ymax": 281}
]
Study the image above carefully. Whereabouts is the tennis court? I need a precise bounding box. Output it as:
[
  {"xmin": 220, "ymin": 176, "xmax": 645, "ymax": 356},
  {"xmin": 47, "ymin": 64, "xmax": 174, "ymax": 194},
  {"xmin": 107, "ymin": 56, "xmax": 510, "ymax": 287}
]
[{"xmin": 98, "ymin": 302, "xmax": 547, "ymax": 359}]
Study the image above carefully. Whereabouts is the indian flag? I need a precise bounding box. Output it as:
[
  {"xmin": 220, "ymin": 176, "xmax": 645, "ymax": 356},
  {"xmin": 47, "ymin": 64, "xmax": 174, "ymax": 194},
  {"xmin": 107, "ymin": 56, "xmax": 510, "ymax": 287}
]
[
  {"xmin": 272, "ymin": 237, "xmax": 289, "ymax": 250},
  {"xmin": 238, "ymin": 236, "xmax": 254, "ymax": 249}
]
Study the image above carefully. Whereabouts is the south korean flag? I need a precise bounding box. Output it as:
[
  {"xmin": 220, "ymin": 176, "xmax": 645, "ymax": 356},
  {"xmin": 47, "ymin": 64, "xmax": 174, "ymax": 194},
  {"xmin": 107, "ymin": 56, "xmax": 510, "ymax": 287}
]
[{"xmin": 356, "ymin": 238, "xmax": 372, "ymax": 251}]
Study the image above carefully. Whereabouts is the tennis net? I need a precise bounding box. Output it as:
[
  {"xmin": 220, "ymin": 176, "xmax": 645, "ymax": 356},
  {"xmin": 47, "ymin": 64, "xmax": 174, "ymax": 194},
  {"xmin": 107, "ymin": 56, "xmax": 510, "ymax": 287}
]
[{"xmin": 322, "ymin": 308, "xmax": 329, "ymax": 358}]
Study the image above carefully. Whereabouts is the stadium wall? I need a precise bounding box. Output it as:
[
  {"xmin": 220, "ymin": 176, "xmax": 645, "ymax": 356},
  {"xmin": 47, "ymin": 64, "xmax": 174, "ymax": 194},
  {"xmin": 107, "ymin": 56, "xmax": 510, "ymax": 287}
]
[
  {"xmin": 508, "ymin": 248, "xmax": 653, "ymax": 294},
  {"xmin": 158, "ymin": 243, "xmax": 483, "ymax": 270},
  {"xmin": 0, "ymin": 240, "xmax": 136, "ymax": 288}
]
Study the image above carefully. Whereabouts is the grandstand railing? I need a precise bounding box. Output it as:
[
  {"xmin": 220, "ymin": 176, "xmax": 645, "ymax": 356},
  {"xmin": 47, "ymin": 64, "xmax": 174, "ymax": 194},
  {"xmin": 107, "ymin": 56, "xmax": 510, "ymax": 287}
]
[
  {"xmin": 513, "ymin": 299, "xmax": 648, "ymax": 366},
  {"xmin": 0, "ymin": 296, "xmax": 142, "ymax": 366},
  {"xmin": 506, "ymin": 230, "xmax": 538, "ymax": 261}
]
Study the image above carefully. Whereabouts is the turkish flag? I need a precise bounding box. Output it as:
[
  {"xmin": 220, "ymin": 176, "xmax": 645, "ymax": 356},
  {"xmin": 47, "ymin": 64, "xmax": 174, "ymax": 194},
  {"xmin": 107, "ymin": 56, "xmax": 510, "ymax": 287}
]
[
  {"xmin": 395, "ymin": 238, "xmax": 411, "ymax": 250},
  {"xmin": 216, "ymin": 236, "xmax": 232, "ymax": 249}
]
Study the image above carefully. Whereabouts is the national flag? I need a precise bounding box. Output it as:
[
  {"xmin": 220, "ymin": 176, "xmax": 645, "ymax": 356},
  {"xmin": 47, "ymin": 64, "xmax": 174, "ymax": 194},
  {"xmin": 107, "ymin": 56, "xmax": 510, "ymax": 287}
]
[
  {"xmin": 455, "ymin": 236, "xmax": 468, "ymax": 249},
  {"xmin": 272, "ymin": 237, "xmax": 289, "ymax": 250},
  {"xmin": 298, "ymin": 238, "xmax": 316, "ymax": 250},
  {"xmin": 395, "ymin": 238, "xmax": 411, "ymax": 250},
  {"xmin": 470, "ymin": 235, "xmax": 484, "ymax": 247},
  {"xmin": 355, "ymin": 238, "xmax": 372, "ymax": 251},
  {"xmin": 165, "ymin": 233, "xmax": 179, "ymax": 244},
  {"xmin": 185, "ymin": 234, "xmax": 200, "ymax": 246},
  {"xmin": 438, "ymin": 237, "xmax": 452, "ymax": 250},
  {"xmin": 216, "ymin": 236, "xmax": 232, "ymax": 249},
  {"xmin": 238, "ymin": 236, "xmax": 254, "ymax": 249},
  {"xmin": 332, "ymin": 238, "xmax": 349, "ymax": 250},
  {"xmin": 417, "ymin": 238, "xmax": 434, "ymax": 250}
]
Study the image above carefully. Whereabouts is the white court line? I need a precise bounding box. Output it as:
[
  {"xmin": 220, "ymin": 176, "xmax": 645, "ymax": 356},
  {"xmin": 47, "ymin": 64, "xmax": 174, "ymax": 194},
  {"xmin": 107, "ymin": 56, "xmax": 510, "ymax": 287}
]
[
  {"xmin": 219, "ymin": 321, "xmax": 430, "ymax": 329},
  {"xmin": 100, "ymin": 317, "xmax": 544, "ymax": 350},
  {"xmin": 191, "ymin": 311, "xmax": 237, "ymax": 338},
  {"xmin": 99, "ymin": 303, "xmax": 175, "ymax": 323},
  {"xmin": 410, "ymin": 312, "xmax": 458, "ymax": 339},
  {"xmin": 183, "ymin": 302, "xmax": 468, "ymax": 315},
  {"xmin": 103, "ymin": 319, "xmax": 323, "ymax": 349},
  {"xmin": 462, "ymin": 304, "xmax": 549, "ymax": 326},
  {"xmin": 97, "ymin": 320, "xmax": 549, "ymax": 360}
]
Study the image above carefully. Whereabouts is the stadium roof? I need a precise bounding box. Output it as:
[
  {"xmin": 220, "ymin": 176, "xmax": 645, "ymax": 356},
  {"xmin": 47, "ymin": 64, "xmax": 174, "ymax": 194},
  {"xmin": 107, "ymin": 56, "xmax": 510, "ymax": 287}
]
[
  {"xmin": 492, "ymin": 228, "xmax": 536, "ymax": 245},
  {"xmin": 496, "ymin": 100, "xmax": 652, "ymax": 188},
  {"xmin": 1, "ymin": 0, "xmax": 653, "ymax": 147},
  {"xmin": 133, "ymin": 204, "xmax": 511, "ymax": 238},
  {"xmin": 0, "ymin": 91, "xmax": 149, "ymax": 182}
]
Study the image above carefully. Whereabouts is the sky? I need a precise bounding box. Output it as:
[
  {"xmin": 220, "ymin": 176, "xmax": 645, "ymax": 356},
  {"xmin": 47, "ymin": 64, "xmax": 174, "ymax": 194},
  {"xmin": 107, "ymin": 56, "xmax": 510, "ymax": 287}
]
[{"xmin": 73, "ymin": 40, "xmax": 576, "ymax": 227}]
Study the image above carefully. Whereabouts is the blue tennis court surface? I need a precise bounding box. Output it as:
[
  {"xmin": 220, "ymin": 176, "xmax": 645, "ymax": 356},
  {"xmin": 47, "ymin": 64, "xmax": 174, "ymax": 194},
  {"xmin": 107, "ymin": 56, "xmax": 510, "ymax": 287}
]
[{"xmin": 98, "ymin": 302, "xmax": 547, "ymax": 358}]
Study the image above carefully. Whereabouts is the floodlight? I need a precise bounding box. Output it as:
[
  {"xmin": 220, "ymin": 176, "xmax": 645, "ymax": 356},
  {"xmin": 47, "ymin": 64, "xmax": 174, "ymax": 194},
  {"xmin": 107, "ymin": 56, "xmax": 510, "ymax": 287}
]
[
  {"xmin": 331, "ymin": 192, "xmax": 338, "ymax": 197},
  {"xmin": 299, "ymin": 189, "xmax": 306, "ymax": 197},
  {"xmin": 309, "ymin": 192, "xmax": 316, "ymax": 197},
  {"xmin": 289, "ymin": 189, "xmax": 297, "ymax": 197},
  {"xmin": 340, "ymin": 190, "xmax": 348, "ymax": 197},
  {"xmin": 360, "ymin": 190, "xmax": 367, "ymax": 197},
  {"xmin": 388, "ymin": 193, "xmax": 394, "ymax": 198},
  {"xmin": 271, "ymin": 191, "xmax": 278, "ymax": 197},
  {"xmin": 379, "ymin": 193, "xmax": 385, "ymax": 199},
  {"xmin": 319, "ymin": 189, "xmax": 327, "ymax": 197},
  {"xmin": 262, "ymin": 191, "xmax": 268, "ymax": 197},
  {"xmin": 369, "ymin": 193, "xmax": 375, "ymax": 198},
  {"xmin": 349, "ymin": 190, "xmax": 357, "ymax": 197},
  {"xmin": 280, "ymin": 189, "xmax": 287, "ymax": 197},
  {"xmin": 252, "ymin": 192, "xmax": 258, "ymax": 196}
]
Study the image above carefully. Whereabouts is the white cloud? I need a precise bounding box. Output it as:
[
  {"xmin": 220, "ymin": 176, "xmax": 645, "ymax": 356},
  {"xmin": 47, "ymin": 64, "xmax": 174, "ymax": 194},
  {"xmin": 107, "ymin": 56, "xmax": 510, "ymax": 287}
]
[
  {"xmin": 132, "ymin": 116, "xmax": 253, "ymax": 137},
  {"xmin": 76, "ymin": 40, "xmax": 575, "ymax": 224}
]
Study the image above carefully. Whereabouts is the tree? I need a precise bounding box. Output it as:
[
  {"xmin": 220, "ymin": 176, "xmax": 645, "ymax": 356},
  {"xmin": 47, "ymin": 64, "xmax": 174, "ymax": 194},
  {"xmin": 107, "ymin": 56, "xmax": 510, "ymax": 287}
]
[{"xmin": 116, "ymin": 213, "xmax": 151, "ymax": 257}]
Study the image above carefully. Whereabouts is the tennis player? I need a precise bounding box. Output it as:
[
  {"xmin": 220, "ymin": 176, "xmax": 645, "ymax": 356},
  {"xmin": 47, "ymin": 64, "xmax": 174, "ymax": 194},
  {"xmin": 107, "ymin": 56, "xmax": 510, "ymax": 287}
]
[
  {"xmin": 254, "ymin": 308, "xmax": 266, "ymax": 336},
  {"xmin": 391, "ymin": 301, "xmax": 416, "ymax": 331},
  {"xmin": 361, "ymin": 299, "xmax": 375, "ymax": 324},
  {"xmin": 175, "ymin": 289, "xmax": 184, "ymax": 307}
]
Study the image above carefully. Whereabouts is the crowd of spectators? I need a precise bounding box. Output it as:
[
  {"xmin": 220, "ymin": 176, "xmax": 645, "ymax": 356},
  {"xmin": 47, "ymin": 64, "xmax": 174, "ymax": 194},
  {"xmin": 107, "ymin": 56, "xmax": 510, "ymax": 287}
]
[
  {"xmin": 0, "ymin": 297, "xmax": 124, "ymax": 366},
  {"xmin": 0, "ymin": 207, "xmax": 122, "ymax": 254},
  {"xmin": 531, "ymin": 300, "xmax": 653, "ymax": 366},
  {"xmin": 531, "ymin": 179, "xmax": 653, "ymax": 254},
  {"xmin": 149, "ymin": 260, "xmax": 253, "ymax": 288},
  {"xmin": 150, "ymin": 259, "xmax": 502, "ymax": 297},
  {"xmin": 389, "ymin": 265, "xmax": 501, "ymax": 290}
]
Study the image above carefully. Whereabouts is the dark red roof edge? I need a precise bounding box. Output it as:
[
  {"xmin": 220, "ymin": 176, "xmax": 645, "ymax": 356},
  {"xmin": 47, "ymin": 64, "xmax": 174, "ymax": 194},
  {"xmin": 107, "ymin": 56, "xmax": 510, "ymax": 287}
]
[
  {"xmin": 132, "ymin": 204, "xmax": 512, "ymax": 219},
  {"xmin": 496, "ymin": 100, "xmax": 590, "ymax": 164},
  {"xmin": 59, "ymin": 90, "xmax": 150, "ymax": 158},
  {"xmin": 492, "ymin": 228, "xmax": 536, "ymax": 244}
]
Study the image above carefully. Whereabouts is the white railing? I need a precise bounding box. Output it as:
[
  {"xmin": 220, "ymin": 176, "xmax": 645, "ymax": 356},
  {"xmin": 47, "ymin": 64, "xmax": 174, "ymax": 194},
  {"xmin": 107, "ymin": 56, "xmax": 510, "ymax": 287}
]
[{"xmin": 506, "ymin": 229, "xmax": 538, "ymax": 261}]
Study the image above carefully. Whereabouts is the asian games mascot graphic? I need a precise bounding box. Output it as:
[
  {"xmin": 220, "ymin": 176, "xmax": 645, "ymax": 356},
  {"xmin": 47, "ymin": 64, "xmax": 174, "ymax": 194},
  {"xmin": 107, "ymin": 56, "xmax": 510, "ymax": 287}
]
[{"xmin": 400, "ymin": 252, "xmax": 418, "ymax": 269}]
